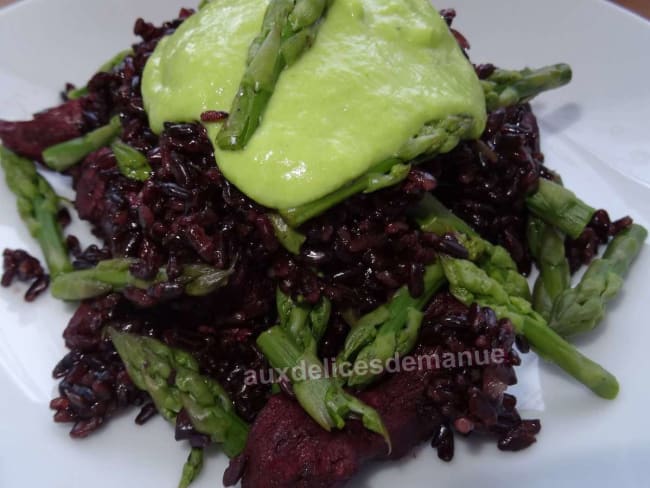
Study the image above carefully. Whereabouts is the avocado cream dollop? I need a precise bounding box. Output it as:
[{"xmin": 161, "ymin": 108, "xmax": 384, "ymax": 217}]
[{"xmin": 142, "ymin": 0, "xmax": 486, "ymax": 209}]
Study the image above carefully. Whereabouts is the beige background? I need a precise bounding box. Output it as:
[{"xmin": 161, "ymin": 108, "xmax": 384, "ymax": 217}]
[{"xmin": 0, "ymin": 0, "xmax": 647, "ymax": 18}]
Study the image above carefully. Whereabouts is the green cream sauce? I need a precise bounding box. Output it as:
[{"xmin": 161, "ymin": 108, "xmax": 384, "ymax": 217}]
[{"xmin": 142, "ymin": 0, "xmax": 486, "ymax": 209}]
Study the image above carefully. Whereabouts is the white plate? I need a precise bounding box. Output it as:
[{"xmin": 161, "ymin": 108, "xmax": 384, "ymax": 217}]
[{"xmin": 1, "ymin": 1, "xmax": 649, "ymax": 487}]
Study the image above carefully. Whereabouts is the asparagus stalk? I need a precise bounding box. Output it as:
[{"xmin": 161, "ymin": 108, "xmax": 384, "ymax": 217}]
[
  {"xmin": 275, "ymin": 159, "xmax": 409, "ymax": 233},
  {"xmin": 257, "ymin": 326, "xmax": 390, "ymax": 446},
  {"xmin": 276, "ymin": 289, "xmax": 329, "ymax": 354},
  {"xmin": 0, "ymin": 146, "xmax": 72, "ymax": 277},
  {"xmin": 526, "ymin": 212, "xmax": 546, "ymax": 254},
  {"xmin": 339, "ymin": 262, "xmax": 447, "ymax": 388},
  {"xmin": 526, "ymin": 178, "xmax": 595, "ymax": 239},
  {"xmin": 178, "ymin": 448, "xmax": 204, "ymax": 488},
  {"xmin": 111, "ymin": 139, "xmax": 152, "ymax": 181},
  {"xmin": 66, "ymin": 49, "xmax": 133, "ymax": 100},
  {"xmin": 43, "ymin": 115, "xmax": 122, "ymax": 171},
  {"xmin": 439, "ymin": 256, "xmax": 619, "ymax": 399},
  {"xmin": 183, "ymin": 263, "xmax": 235, "ymax": 296},
  {"xmin": 216, "ymin": 0, "xmax": 332, "ymax": 150},
  {"xmin": 396, "ymin": 116, "xmax": 475, "ymax": 161},
  {"xmin": 267, "ymin": 213, "xmax": 306, "ymax": 254},
  {"xmin": 109, "ymin": 329, "xmax": 249, "ymax": 457},
  {"xmin": 549, "ymin": 224, "xmax": 647, "ymax": 337},
  {"xmin": 280, "ymin": 157, "xmax": 400, "ymax": 227},
  {"xmin": 308, "ymin": 291, "xmax": 332, "ymax": 344},
  {"xmin": 256, "ymin": 291, "xmax": 390, "ymax": 446},
  {"xmin": 50, "ymin": 258, "xmax": 233, "ymax": 300},
  {"xmin": 415, "ymin": 194, "xmax": 531, "ymax": 300},
  {"xmin": 482, "ymin": 63, "xmax": 572, "ymax": 112},
  {"xmin": 527, "ymin": 216, "xmax": 571, "ymax": 320},
  {"xmin": 364, "ymin": 163, "xmax": 412, "ymax": 193}
]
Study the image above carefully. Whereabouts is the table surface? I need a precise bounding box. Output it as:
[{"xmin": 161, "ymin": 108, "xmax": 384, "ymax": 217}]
[{"xmin": 0, "ymin": 0, "xmax": 649, "ymax": 18}]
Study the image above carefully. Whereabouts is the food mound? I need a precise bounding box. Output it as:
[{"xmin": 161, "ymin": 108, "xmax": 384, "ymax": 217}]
[{"xmin": 0, "ymin": 2, "xmax": 645, "ymax": 488}]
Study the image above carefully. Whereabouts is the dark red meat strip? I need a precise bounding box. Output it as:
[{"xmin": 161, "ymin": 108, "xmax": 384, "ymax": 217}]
[
  {"xmin": 225, "ymin": 359, "xmax": 441, "ymax": 488},
  {"xmin": 0, "ymin": 99, "xmax": 84, "ymax": 161}
]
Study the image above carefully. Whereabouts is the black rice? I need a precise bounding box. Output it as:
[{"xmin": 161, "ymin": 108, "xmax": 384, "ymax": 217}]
[
  {"xmin": 2, "ymin": 248, "xmax": 49, "ymax": 301},
  {"xmin": 566, "ymin": 209, "xmax": 633, "ymax": 273},
  {"xmin": 417, "ymin": 292, "xmax": 539, "ymax": 459}
]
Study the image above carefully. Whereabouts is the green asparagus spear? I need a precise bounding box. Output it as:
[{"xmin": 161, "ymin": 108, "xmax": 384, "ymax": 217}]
[
  {"xmin": 217, "ymin": 0, "xmax": 332, "ymax": 150},
  {"xmin": 257, "ymin": 291, "xmax": 390, "ymax": 447},
  {"xmin": 109, "ymin": 329, "xmax": 249, "ymax": 457},
  {"xmin": 601, "ymin": 224, "xmax": 647, "ymax": 275},
  {"xmin": 51, "ymin": 258, "xmax": 233, "ymax": 300},
  {"xmin": 309, "ymin": 292, "xmax": 332, "ymax": 344},
  {"xmin": 43, "ymin": 115, "xmax": 122, "ymax": 171},
  {"xmin": 276, "ymin": 289, "xmax": 330, "ymax": 354},
  {"xmin": 279, "ymin": 157, "xmax": 400, "ymax": 227},
  {"xmin": 177, "ymin": 371, "xmax": 249, "ymax": 458},
  {"xmin": 337, "ymin": 306, "xmax": 390, "ymax": 365},
  {"xmin": 339, "ymin": 262, "xmax": 447, "ymax": 388},
  {"xmin": 480, "ymin": 245, "xmax": 532, "ymax": 300},
  {"xmin": 364, "ymin": 163, "xmax": 412, "ymax": 193},
  {"xmin": 527, "ymin": 216, "xmax": 571, "ymax": 320},
  {"xmin": 178, "ymin": 448, "xmax": 204, "ymax": 488},
  {"xmin": 51, "ymin": 258, "xmax": 158, "ymax": 299},
  {"xmin": 413, "ymin": 192, "xmax": 475, "ymax": 235},
  {"xmin": 66, "ymin": 49, "xmax": 133, "ymax": 100},
  {"xmin": 415, "ymin": 194, "xmax": 530, "ymax": 300},
  {"xmin": 526, "ymin": 178, "xmax": 595, "ymax": 239},
  {"xmin": 439, "ymin": 256, "xmax": 619, "ymax": 399},
  {"xmin": 256, "ymin": 326, "xmax": 390, "ymax": 448},
  {"xmin": 482, "ymin": 63, "xmax": 572, "ymax": 112},
  {"xmin": 549, "ymin": 224, "xmax": 647, "ymax": 337},
  {"xmin": 0, "ymin": 146, "xmax": 72, "ymax": 277},
  {"xmin": 396, "ymin": 116, "xmax": 476, "ymax": 161},
  {"xmin": 182, "ymin": 263, "xmax": 235, "ymax": 297},
  {"xmin": 268, "ymin": 213, "xmax": 306, "ymax": 254},
  {"xmin": 526, "ymin": 212, "xmax": 546, "ymax": 256},
  {"xmin": 111, "ymin": 140, "xmax": 152, "ymax": 181}
]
